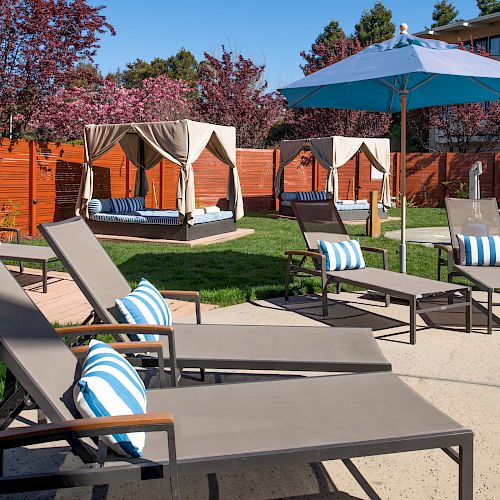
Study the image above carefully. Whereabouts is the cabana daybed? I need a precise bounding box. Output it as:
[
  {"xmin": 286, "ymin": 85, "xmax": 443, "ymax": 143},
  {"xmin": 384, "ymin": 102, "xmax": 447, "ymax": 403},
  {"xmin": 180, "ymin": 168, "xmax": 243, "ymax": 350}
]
[
  {"xmin": 275, "ymin": 136, "xmax": 391, "ymax": 221},
  {"xmin": 76, "ymin": 120, "xmax": 244, "ymax": 241}
]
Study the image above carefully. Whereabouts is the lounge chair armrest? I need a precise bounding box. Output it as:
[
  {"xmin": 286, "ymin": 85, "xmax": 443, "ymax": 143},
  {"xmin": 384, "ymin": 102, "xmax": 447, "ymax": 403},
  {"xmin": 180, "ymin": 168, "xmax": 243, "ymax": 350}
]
[
  {"xmin": 56, "ymin": 324, "xmax": 174, "ymax": 338},
  {"xmin": 159, "ymin": 290, "xmax": 202, "ymax": 324},
  {"xmin": 70, "ymin": 341, "xmax": 163, "ymax": 357},
  {"xmin": 285, "ymin": 249, "xmax": 323, "ymax": 260},
  {"xmin": 59, "ymin": 325, "xmax": 178, "ymax": 388},
  {"xmin": 0, "ymin": 227, "xmax": 21, "ymax": 243},
  {"xmin": 361, "ymin": 246, "xmax": 388, "ymax": 270},
  {"xmin": 0, "ymin": 412, "xmax": 175, "ymax": 450},
  {"xmin": 434, "ymin": 243, "xmax": 455, "ymax": 274}
]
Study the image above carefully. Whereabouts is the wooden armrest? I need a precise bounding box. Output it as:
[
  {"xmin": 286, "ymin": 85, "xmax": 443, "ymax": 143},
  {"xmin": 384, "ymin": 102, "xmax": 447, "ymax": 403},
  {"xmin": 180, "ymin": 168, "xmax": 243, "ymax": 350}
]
[
  {"xmin": 284, "ymin": 250, "xmax": 322, "ymax": 259},
  {"xmin": 71, "ymin": 341, "xmax": 163, "ymax": 356},
  {"xmin": 361, "ymin": 245, "xmax": 388, "ymax": 270},
  {"xmin": 434, "ymin": 243, "xmax": 453, "ymax": 253},
  {"xmin": 0, "ymin": 412, "xmax": 174, "ymax": 450},
  {"xmin": 57, "ymin": 324, "xmax": 174, "ymax": 338},
  {"xmin": 361, "ymin": 246, "xmax": 387, "ymax": 254}
]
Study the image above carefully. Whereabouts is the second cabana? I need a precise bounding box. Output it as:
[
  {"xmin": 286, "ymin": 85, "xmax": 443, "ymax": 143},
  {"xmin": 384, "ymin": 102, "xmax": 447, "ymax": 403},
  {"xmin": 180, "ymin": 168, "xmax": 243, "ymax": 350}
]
[{"xmin": 275, "ymin": 135, "xmax": 391, "ymax": 220}]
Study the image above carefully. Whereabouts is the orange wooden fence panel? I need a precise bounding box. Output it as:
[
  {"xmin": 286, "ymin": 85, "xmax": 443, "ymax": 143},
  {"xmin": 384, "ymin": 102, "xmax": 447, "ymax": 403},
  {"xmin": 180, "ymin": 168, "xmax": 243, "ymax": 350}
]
[{"xmin": 0, "ymin": 139, "xmax": 497, "ymax": 236}]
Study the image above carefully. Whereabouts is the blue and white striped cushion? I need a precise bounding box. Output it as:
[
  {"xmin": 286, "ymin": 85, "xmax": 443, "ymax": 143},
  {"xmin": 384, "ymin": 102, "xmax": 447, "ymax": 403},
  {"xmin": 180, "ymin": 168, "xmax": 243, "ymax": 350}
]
[
  {"xmin": 110, "ymin": 197, "xmax": 145, "ymax": 213},
  {"xmin": 318, "ymin": 239, "xmax": 366, "ymax": 271},
  {"xmin": 73, "ymin": 340, "xmax": 147, "ymax": 458},
  {"xmin": 456, "ymin": 234, "xmax": 500, "ymax": 266},
  {"xmin": 88, "ymin": 199, "xmax": 103, "ymax": 214},
  {"xmin": 297, "ymin": 191, "xmax": 327, "ymax": 201},
  {"xmin": 281, "ymin": 191, "xmax": 298, "ymax": 201},
  {"xmin": 115, "ymin": 278, "xmax": 173, "ymax": 341}
]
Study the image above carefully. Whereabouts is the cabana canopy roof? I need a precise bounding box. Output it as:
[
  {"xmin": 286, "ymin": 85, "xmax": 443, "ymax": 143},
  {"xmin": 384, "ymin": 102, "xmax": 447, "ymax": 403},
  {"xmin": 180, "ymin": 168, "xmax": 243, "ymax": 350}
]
[
  {"xmin": 76, "ymin": 119, "xmax": 244, "ymax": 222},
  {"xmin": 276, "ymin": 136, "xmax": 391, "ymax": 209}
]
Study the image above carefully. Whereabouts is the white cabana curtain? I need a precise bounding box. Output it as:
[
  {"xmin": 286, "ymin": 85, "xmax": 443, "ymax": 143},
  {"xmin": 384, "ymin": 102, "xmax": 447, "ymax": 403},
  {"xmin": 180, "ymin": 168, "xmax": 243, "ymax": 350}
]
[
  {"xmin": 76, "ymin": 120, "xmax": 244, "ymax": 223},
  {"xmin": 275, "ymin": 136, "xmax": 391, "ymax": 210}
]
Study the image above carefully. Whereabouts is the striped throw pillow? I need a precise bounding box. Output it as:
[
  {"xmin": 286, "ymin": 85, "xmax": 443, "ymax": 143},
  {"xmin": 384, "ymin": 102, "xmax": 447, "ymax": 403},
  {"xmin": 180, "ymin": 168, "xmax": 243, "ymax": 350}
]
[
  {"xmin": 73, "ymin": 340, "xmax": 147, "ymax": 458},
  {"xmin": 88, "ymin": 199, "xmax": 103, "ymax": 214},
  {"xmin": 116, "ymin": 278, "xmax": 173, "ymax": 341},
  {"xmin": 318, "ymin": 239, "xmax": 366, "ymax": 271},
  {"xmin": 297, "ymin": 191, "xmax": 327, "ymax": 201},
  {"xmin": 456, "ymin": 234, "xmax": 500, "ymax": 266},
  {"xmin": 110, "ymin": 197, "xmax": 145, "ymax": 213}
]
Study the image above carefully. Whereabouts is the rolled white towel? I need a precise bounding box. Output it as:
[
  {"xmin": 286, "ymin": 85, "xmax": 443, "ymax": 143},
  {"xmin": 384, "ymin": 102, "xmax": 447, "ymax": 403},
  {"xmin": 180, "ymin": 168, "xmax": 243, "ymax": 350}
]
[
  {"xmin": 340, "ymin": 200, "xmax": 355, "ymax": 205},
  {"xmin": 193, "ymin": 208, "xmax": 205, "ymax": 216},
  {"xmin": 204, "ymin": 206, "xmax": 221, "ymax": 214},
  {"xmin": 355, "ymin": 199, "xmax": 368, "ymax": 204}
]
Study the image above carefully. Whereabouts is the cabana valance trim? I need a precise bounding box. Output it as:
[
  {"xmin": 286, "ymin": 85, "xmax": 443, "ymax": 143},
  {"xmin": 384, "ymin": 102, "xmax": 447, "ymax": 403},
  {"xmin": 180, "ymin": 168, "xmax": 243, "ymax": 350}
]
[
  {"xmin": 275, "ymin": 136, "xmax": 391, "ymax": 210},
  {"xmin": 76, "ymin": 119, "xmax": 244, "ymax": 223}
]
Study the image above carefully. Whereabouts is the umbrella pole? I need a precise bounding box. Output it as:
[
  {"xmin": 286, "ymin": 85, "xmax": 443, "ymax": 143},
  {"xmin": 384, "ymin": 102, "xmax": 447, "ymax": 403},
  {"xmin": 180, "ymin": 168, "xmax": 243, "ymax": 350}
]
[{"xmin": 400, "ymin": 92, "xmax": 407, "ymax": 273}]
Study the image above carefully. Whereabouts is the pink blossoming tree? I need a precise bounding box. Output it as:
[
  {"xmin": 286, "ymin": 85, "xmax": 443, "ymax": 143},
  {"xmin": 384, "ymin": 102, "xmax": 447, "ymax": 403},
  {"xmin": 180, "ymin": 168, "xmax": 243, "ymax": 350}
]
[
  {"xmin": 30, "ymin": 75, "xmax": 193, "ymax": 141},
  {"xmin": 197, "ymin": 46, "xmax": 285, "ymax": 148}
]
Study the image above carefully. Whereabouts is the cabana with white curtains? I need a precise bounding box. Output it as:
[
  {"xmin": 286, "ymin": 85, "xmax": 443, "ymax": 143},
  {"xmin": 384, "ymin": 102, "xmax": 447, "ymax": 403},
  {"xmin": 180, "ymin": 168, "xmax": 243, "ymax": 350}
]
[
  {"xmin": 275, "ymin": 136, "xmax": 391, "ymax": 210},
  {"xmin": 76, "ymin": 119, "xmax": 244, "ymax": 223}
]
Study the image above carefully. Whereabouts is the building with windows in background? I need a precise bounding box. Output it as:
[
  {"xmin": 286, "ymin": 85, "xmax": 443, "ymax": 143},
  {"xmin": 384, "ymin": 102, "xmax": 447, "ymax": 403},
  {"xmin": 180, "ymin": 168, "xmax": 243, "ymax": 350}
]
[{"xmin": 413, "ymin": 12, "xmax": 500, "ymax": 152}]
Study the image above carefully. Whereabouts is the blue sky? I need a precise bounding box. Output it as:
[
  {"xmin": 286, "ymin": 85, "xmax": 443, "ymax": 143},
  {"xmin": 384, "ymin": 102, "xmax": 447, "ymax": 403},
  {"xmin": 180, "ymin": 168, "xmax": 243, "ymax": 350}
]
[{"xmin": 89, "ymin": 0, "xmax": 481, "ymax": 90}]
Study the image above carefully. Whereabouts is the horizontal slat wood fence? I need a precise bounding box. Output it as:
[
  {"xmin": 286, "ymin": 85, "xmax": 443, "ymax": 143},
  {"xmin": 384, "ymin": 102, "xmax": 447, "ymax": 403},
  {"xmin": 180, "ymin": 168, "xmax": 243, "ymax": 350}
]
[{"xmin": 0, "ymin": 139, "xmax": 498, "ymax": 235}]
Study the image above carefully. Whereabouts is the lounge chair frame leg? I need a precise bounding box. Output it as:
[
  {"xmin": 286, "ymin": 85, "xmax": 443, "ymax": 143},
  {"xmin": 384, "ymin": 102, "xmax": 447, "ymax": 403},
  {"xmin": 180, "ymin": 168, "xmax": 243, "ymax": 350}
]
[
  {"xmin": 410, "ymin": 297, "xmax": 417, "ymax": 345},
  {"xmin": 166, "ymin": 427, "xmax": 180, "ymax": 500},
  {"xmin": 459, "ymin": 436, "xmax": 473, "ymax": 500},
  {"xmin": 465, "ymin": 288, "xmax": 472, "ymax": 333},
  {"xmin": 487, "ymin": 289, "xmax": 493, "ymax": 335},
  {"xmin": 42, "ymin": 260, "xmax": 48, "ymax": 294}
]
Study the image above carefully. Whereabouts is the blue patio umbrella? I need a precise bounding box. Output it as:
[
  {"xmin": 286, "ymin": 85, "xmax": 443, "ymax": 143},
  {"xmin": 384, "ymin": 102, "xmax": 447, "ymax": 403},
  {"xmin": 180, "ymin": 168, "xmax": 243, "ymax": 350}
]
[{"xmin": 279, "ymin": 24, "xmax": 500, "ymax": 272}]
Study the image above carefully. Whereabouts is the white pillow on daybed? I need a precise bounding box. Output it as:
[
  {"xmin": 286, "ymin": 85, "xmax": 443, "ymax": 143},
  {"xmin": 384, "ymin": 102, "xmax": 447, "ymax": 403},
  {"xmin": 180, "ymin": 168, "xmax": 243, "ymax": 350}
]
[{"xmin": 204, "ymin": 206, "xmax": 221, "ymax": 214}]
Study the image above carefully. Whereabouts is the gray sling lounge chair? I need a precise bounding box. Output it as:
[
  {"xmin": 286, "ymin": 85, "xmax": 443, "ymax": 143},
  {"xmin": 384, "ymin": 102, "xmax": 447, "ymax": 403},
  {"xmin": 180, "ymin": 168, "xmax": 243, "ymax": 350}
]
[
  {"xmin": 436, "ymin": 198, "xmax": 500, "ymax": 335},
  {"xmin": 0, "ymin": 262, "xmax": 474, "ymax": 499},
  {"xmin": 285, "ymin": 200, "xmax": 472, "ymax": 344},
  {"xmin": 38, "ymin": 216, "xmax": 391, "ymax": 375}
]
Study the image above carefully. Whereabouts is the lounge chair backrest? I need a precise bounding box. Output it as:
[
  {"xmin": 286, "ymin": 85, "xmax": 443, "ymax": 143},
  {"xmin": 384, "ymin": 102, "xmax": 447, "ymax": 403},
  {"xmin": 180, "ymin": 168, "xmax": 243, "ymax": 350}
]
[
  {"xmin": 0, "ymin": 262, "xmax": 78, "ymax": 423},
  {"xmin": 445, "ymin": 198, "xmax": 500, "ymax": 262},
  {"xmin": 39, "ymin": 217, "xmax": 131, "ymax": 325},
  {"xmin": 292, "ymin": 200, "xmax": 349, "ymax": 250}
]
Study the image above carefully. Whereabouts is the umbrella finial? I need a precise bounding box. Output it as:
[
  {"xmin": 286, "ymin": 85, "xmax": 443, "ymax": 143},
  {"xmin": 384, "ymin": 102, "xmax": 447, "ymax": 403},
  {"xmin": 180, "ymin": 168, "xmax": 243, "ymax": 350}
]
[{"xmin": 400, "ymin": 23, "xmax": 408, "ymax": 34}]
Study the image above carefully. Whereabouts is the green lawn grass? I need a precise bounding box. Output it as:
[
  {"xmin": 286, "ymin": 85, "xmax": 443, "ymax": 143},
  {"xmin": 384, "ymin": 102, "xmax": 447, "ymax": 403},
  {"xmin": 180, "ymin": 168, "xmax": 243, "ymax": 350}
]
[{"xmin": 23, "ymin": 207, "xmax": 450, "ymax": 306}]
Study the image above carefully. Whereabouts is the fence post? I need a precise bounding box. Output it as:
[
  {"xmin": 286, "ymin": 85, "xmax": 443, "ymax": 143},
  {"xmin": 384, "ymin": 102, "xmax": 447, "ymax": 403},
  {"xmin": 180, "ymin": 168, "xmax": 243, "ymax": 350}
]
[
  {"xmin": 159, "ymin": 159, "xmax": 165, "ymax": 209},
  {"xmin": 28, "ymin": 141, "xmax": 37, "ymax": 236},
  {"xmin": 443, "ymin": 153, "xmax": 450, "ymax": 203},
  {"xmin": 125, "ymin": 157, "xmax": 130, "ymax": 197},
  {"xmin": 273, "ymin": 148, "xmax": 280, "ymax": 211}
]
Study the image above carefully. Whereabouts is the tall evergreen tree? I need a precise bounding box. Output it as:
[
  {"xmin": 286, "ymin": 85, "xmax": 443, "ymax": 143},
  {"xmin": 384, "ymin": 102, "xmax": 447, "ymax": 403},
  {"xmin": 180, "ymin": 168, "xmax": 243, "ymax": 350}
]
[
  {"xmin": 354, "ymin": 2, "xmax": 395, "ymax": 45},
  {"xmin": 431, "ymin": 1, "xmax": 459, "ymax": 27},
  {"xmin": 315, "ymin": 19, "xmax": 345, "ymax": 47},
  {"xmin": 477, "ymin": 0, "xmax": 500, "ymax": 15},
  {"xmin": 121, "ymin": 48, "xmax": 198, "ymax": 88}
]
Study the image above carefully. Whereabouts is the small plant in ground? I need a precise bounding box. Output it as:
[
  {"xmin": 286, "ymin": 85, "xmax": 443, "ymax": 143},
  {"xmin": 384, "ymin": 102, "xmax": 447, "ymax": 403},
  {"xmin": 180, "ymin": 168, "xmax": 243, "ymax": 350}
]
[
  {"xmin": 0, "ymin": 199, "xmax": 20, "ymax": 241},
  {"xmin": 442, "ymin": 180, "xmax": 469, "ymax": 199},
  {"xmin": 395, "ymin": 193, "xmax": 418, "ymax": 208}
]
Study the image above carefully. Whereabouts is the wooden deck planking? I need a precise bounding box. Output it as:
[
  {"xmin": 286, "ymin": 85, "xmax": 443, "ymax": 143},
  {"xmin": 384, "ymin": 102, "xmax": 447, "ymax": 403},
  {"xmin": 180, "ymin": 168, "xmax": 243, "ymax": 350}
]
[{"xmin": 7, "ymin": 265, "xmax": 215, "ymax": 325}]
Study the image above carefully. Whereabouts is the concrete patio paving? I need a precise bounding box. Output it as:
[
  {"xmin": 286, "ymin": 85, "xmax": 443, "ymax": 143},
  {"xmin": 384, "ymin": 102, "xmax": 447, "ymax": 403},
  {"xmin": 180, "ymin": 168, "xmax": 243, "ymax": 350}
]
[{"xmin": 2, "ymin": 285, "xmax": 499, "ymax": 499}]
